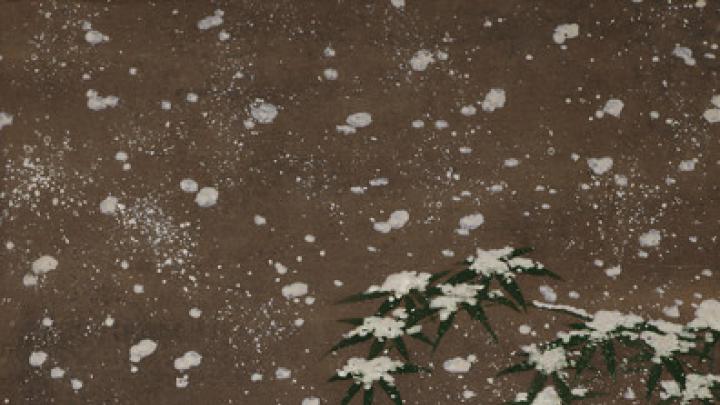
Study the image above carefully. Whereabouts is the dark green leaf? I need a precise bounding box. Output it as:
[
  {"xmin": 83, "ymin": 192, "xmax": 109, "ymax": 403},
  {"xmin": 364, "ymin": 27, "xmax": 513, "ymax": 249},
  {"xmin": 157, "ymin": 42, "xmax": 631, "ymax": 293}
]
[
  {"xmin": 338, "ymin": 291, "xmax": 390, "ymax": 304},
  {"xmin": 552, "ymin": 372, "xmax": 572, "ymax": 404},
  {"xmin": 434, "ymin": 312, "xmax": 456, "ymax": 349},
  {"xmin": 489, "ymin": 295, "xmax": 520, "ymax": 312},
  {"xmin": 517, "ymin": 266, "xmax": 562, "ymax": 280},
  {"xmin": 368, "ymin": 339, "xmax": 385, "ymax": 358},
  {"xmin": 469, "ymin": 305, "xmax": 498, "ymax": 341},
  {"xmin": 662, "ymin": 357, "xmax": 686, "ymax": 389},
  {"xmin": 394, "ymin": 337, "xmax": 409, "ymax": 361},
  {"xmin": 363, "ymin": 387, "xmax": 373, "ymax": 405},
  {"xmin": 646, "ymin": 363, "xmax": 662, "ymax": 399},
  {"xmin": 499, "ymin": 278, "xmax": 526, "ymax": 310},
  {"xmin": 497, "ymin": 362, "xmax": 533, "ymax": 376},
  {"xmin": 602, "ymin": 340, "xmax": 616, "ymax": 378},
  {"xmin": 330, "ymin": 334, "xmax": 372, "ymax": 353},
  {"xmin": 375, "ymin": 298, "xmax": 401, "ymax": 316},
  {"xmin": 410, "ymin": 332, "xmax": 434, "ymax": 346},
  {"xmin": 341, "ymin": 383, "xmax": 362, "ymax": 405},
  {"xmin": 429, "ymin": 270, "xmax": 452, "ymax": 283},
  {"xmin": 527, "ymin": 372, "xmax": 548, "ymax": 401},
  {"xmin": 446, "ymin": 269, "xmax": 477, "ymax": 285},
  {"xmin": 378, "ymin": 380, "xmax": 402, "ymax": 405},
  {"xmin": 575, "ymin": 344, "xmax": 597, "ymax": 378},
  {"xmin": 329, "ymin": 374, "xmax": 352, "ymax": 382},
  {"xmin": 337, "ymin": 318, "xmax": 365, "ymax": 326},
  {"xmin": 507, "ymin": 247, "xmax": 534, "ymax": 259}
]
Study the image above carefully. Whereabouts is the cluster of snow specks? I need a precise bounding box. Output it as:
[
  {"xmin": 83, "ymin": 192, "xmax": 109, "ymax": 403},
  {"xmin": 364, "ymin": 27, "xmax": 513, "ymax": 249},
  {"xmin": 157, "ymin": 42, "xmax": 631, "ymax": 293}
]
[
  {"xmin": 107, "ymin": 196, "xmax": 197, "ymax": 269},
  {"xmin": 702, "ymin": 95, "xmax": 720, "ymax": 123},
  {"xmin": 174, "ymin": 351, "xmax": 202, "ymax": 388},
  {"xmin": 86, "ymin": 90, "xmax": 119, "ymax": 111},
  {"xmin": 430, "ymin": 283, "xmax": 484, "ymax": 320},
  {"xmin": 524, "ymin": 344, "xmax": 568, "ymax": 374},
  {"xmin": 337, "ymin": 112, "xmax": 372, "ymax": 134},
  {"xmin": 82, "ymin": 22, "xmax": 109, "ymax": 45},
  {"xmin": 367, "ymin": 271, "xmax": 431, "ymax": 298},
  {"xmin": 23, "ymin": 255, "xmax": 59, "ymax": 287},
  {"xmin": 552, "ymin": 23, "xmax": 579, "ymax": 45},
  {"xmin": 0, "ymin": 111, "xmax": 13, "ymax": 130},
  {"xmin": 372, "ymin": 209, "xmax": 409, "ymax": 233},
  {"xmin": 336, "ymin": 356, "xmax": 403, "ymax": 388}
]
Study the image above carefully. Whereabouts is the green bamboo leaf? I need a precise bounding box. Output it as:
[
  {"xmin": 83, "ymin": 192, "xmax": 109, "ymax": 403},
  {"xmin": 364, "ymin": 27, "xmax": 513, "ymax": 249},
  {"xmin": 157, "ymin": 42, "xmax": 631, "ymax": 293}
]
[
  {"xmin": 527, "ymin": 372, "xmax": 548, "ymax": 401},
  {"xmin": 447, "ymin": 269, "xmax": 477, "ymax": 285},
  {"xmin": 394, "ymin": 337, "xmax": 409, "ymax": 361},
  {"xmin": 662, "ymin": 357, "xmax": 686, "ymax": 388},
  {"xmin": 469, "ymin": 305, "xmax": 498, "ymax": 341},
  {"xmin": 434, "ymin": 312, "xmax": 456, "ymax": 349},
  {"xmin": 368, "ymin": 339, "xmax": 385, "ymax": 358},
  {"xmin": 394, "ymin": 363, "xmax": 427, "ymax": 374},
  {"xmin": 646, "ymin": 363, "xmax": 662, "ymax": 399},
  {"xmin": 429, "ymin": 270, "xmax": 452, "ymax": 283},
  {"xmin": 552, "ymin": 372, "xmax": 572, "ymax": 404},
  {"xmin": 330, "ymin": 334, "xmax": 372, "ymax": 353},
  {"xmin": 363, "ymin": 387, "xmax": 373, "ymax": 405},
  {"xmin": 337, "ymin": 318, "xmax": 365, "ymax": 326},
  {"xmin": 602, "ymin": 340, "xmax": 616, "ymax": 378},
  {"xmin": 329, "ymin": 374, "xmax": 352, "ymax": 382},
  {"xmin": 410, "ymin": 332, "xmax": 434, "ymax": 346},
  {"xmin": 497, "ymin": 362, "xmax": 533, "ymax": 376},
  {"xmin": 375, "ymin": 298, "xmax": 401, "ymax": 316},
  {"xmin": 339, "ymin": 291, "xmax": 390, "ymax": 304},
  {"xmin": 341, "ymin": 383, "xmax": 362, "ymax": 405},
  {"xmin": 517, "ymin": 266, "xmax": 562, "ymax": 280},
  {"xmin": 499, "ymin": 278, "xmax": 526, "ymax": 310},
  {"xmin": 378, "ymin": 380, "xmax": 403, "ymax": 405},
  {"xmin": 489, "ymin": 295, "xmax": 520, "ymax": 312},
  {"xmin": 507, "ymin": 247, "xmax": 535, "ymax": 259},
  {"xmin": 574, "ymin": 344, "xmax": 597, "ymax": 378}
]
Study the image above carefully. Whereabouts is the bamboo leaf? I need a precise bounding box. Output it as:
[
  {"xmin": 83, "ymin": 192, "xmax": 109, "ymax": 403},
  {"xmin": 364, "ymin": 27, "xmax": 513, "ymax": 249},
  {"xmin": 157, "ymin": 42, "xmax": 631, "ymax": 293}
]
[
  {"xmin": 552, "ymin": 372, "xmax": 572, "ymax": 404},
  {"xmin": 329, "ymin": 374, "xmax": 352, "ymax": 382},
  {"xmin": 489, "ymin": 295, "xmax": 520, "ymax": 312},
  {"xmin": 499, "ymin": 278, "xmax": 526, "ymax": 310},
  {"xmin": 363, "ymin": 387, "xmax": 374, "ymax": 405},
  {"xmin": 341, "ymin": 383, "xmax": 362, "ymax": 405},
  {"xmin": 339, "ymin": 291, "xmax": 390, "ymax": 304},
  {"xmin": 602, "ymin": 340, "xmax": 616, "ymax": 378},
  {"xmin": 507, "ymin": 247, "xmax": 535, "ymax": 259},
  {"xmin": 662, "ymin": 357, "xmax": 686, "ymax": 389},
  {"xmin": 429, "ymin": 270, "xmax": 452, "ymax": 283},
  {"xmin": 368, "ymin": 339, "xmax": 385, "ymax": 359},
  {"xmin": 470, "ymin": 305, "xmax": 498, "ymax": 342},
  {"xmin": 446, "ymin": 269, "xmax": 477, "ymax": 285},
  {"xmin": 375, "ymin": 298, "xmax": 401, "ymax": 316},
  {"xmin": 330, "ymin": 334, "xmax": 372, "ymax": 353},
  {"xmin": 517, "ymin": 266, "xmax": 562, "ymax": 280},
  {"xmin": 394, "ymin": 337, "xmax": 409, "ymax": 361},
  {"xmin": 527, "ymin": 372, "xmax": 548, "ymax": 401},
  {"xmin": 497, "ymin": 362, "xmax": 533, "ymax": 376},
  {"xmin": 378, "ymin": 380, "xmax": 402, "ymax": 405},
  {"xmin": 574, "ymin": 344, "xmax": 597, "ymax": 378},
  {"xmin": 337, "ymin": 318, "xmax": 365, "ymax": 326},
  {"xmin": 410, "ymin": 332, "xmax": 434, "ymax": 346},
  {"xmin": 646, "ymin": 363, "xmax": 662, "ymax": 399},
  {"xmin": 434, "ymin": 312, "xmax": 456, "ymax": 349}
]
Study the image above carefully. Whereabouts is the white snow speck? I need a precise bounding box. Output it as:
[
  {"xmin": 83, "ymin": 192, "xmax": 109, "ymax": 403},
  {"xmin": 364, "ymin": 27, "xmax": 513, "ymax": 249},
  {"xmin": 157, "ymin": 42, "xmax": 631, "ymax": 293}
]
[
  {"xmin": 481, "ymin": 88, "xmax": 506, "ymax": 112},
  {"xmin": 84, "ymin": 30, "xmax": 109, "ymax": 45},
  {"xmin": 86, "ymin": 90, "xmax": 119, "ymax": 111},
  {"xmin": 601, "ymin": 98, "xmax": 624, "ymax": 118},
  {"xmin": 587, "ymin": 157, "xmax": 613, "ymax": 175},
  {"xmin": 250, "ymin": 100, "xmax": 279, "ymax": 124},
  {"xmin": 302, "ymin": 397, "xmax": 321, "ymax": 405},
  {"xmin": 409, "ymin": 49, "xmax": 435, "ymax": 71},
  {"xmin": 672, "ymin": 46, "xmax": 696, "ymax": 66},
  {"xmin": 173, "ymin": 351, "xmax": 202, "ymax": 371},
  {"xmin": 99, "ymin": 196, "xmax": 119, "ymax": 215},
  {"xmin": 32, "ymin": 255, "xmax": 58, "ymax": 275},
  {"xmin": 275, "ymin": 367, "xmax": 291, "ymax": 380},
  {"xmin": 0, "ymin": 112, "xmax": 13, "ymax": 131},
  {"xmin": 282, "ymin": 282, "xmax": 309, "ymax": 299},
  {"xmin": 197, "ymin": 10, "xmax": 224, "ymax": 30},
  {"xmin": 605, "ymin": 265, "xmax": 622, "ymax": 279},
  {"xmin": 129, "ymin": 339, "xmax": 158, "ymax": 363},
  {"xmin": 180, "ymin": 178, "xmax": 198, "ymax": 193},
  {"xmin": 639, "ymin": 229, "xmax": 661, "ymax": 247},
  {"xmin": 457, "ymin": 213, "xmax": 484, "ymax": 234},
  {"xmin": 443, "ymin": 354, "xmax": 476, "ymax": 373},
  {"xmin": 538, "ymin": 285, "xmax": 557, "ymax": 303},
  {"xmin": 29, "ymin": 351, "xmax": 48, "ymax": 367},
  {"xmin": 195, "ymin": 187, "xmax": 219, "ymax": 208},
  {"xmin": 552, "ymin": 23, "xmax": 579, "ymax": 44},
  {"xmin": 346, "ymin": 112, "xmax": 372, "ymax": 128}
]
